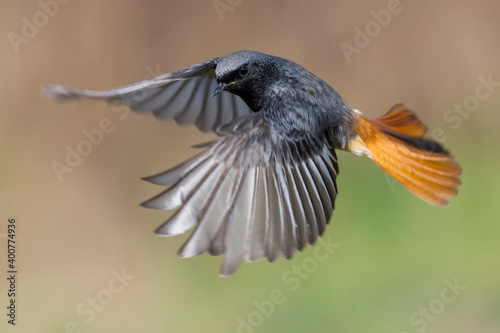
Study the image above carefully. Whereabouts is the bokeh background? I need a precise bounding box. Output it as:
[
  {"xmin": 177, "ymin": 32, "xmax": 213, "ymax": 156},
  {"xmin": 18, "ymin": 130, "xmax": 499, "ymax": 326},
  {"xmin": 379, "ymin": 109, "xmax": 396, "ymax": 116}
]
[{"xmin": 1, "ymin": 1, "xmax": 499, "ymax": 332}]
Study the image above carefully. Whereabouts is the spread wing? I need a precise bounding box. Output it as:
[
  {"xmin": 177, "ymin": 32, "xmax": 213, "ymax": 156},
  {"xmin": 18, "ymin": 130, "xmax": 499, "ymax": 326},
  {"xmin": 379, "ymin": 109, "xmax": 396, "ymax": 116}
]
[
  {"xmin": 142, "ymin": 114, "xmax": 339, "ymax": 276},
  {"xmin": 41, "ymin": 58, "xmax": 252, "ymax": 133}
]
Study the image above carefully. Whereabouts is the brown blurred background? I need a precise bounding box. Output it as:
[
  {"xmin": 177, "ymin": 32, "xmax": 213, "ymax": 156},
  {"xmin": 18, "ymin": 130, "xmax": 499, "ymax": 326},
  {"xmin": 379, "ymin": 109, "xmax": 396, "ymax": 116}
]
[{"xmin": 1, "ymin": 1, "xmax": 499, "ymax": 332}]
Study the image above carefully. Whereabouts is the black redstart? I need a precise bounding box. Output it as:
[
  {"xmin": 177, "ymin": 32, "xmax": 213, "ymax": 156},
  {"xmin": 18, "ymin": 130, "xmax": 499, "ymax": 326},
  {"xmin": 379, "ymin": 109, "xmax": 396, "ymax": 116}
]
[{"xmin": 42, "ymin": 50, "xmax": 462, "ymax": 276}]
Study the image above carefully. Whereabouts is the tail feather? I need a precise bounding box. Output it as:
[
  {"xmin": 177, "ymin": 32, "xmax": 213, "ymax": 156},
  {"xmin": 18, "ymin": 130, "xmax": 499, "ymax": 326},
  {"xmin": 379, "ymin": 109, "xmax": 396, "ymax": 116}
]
[
  {"xmin": 372, "ymin": 103, "xmax": 428, "ymax": 137},
  {"xmin": 349, "ymin": 104, "xmax": 462, "ymax": 206}
]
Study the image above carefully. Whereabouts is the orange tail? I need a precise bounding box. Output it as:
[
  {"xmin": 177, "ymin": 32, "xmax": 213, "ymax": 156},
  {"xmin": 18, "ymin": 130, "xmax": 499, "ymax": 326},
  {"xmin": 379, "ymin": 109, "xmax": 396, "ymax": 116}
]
[{"xmin": 348, "ymin": 104, "xmax": 462, "ymax": 206}]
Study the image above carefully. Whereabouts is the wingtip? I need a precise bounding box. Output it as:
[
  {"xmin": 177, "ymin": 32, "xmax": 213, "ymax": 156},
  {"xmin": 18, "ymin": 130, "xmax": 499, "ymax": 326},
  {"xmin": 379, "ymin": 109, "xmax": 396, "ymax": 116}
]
[
  {"xmin": 141, "ymin": 171, "xmax": 182, "ymax": 186},
  {"xmin": 218, "ymin": 271, "xmax": 234, "ymax": 278},
  {"xmin": 141, "ymin": 175, "xmax": 159, "ymax": 184},
  {"xmin": 41, "ymin": 84, "xmax": 78, "ymax": 100},
  {"xmin": 140, "ymin": 198, "xmax": 164, "ymax": 210},
  {"xmin": 219, "ymin": 265, "xmax": 238, "ymax": 278},
  {"xmin": 140, "ymin": 201, "xmax": 154, "ymax": 209},
  {"xmin": 154, "ymin": 225, "xmax": 172, "ymax": 237}
]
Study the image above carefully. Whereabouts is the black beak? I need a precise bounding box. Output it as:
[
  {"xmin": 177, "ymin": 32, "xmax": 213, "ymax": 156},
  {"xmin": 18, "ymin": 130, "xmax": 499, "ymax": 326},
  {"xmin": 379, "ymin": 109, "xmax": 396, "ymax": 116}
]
[{"xmin": 212, "ymin": 82, "xmax": 226, "ymax": 97}]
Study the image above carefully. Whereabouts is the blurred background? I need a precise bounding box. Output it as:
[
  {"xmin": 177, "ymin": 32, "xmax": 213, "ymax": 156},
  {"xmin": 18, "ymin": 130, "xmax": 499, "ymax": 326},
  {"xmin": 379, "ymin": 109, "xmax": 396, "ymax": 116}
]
[{"xmin": 1, "ymin": 0, "xmax": 499, "ymax": 332}]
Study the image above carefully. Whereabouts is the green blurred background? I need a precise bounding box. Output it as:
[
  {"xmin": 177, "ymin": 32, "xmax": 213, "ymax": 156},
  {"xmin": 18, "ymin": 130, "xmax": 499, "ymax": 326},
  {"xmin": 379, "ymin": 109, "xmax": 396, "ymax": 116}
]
[{"xmin": 1, "ymin": 0, "xmax": 499, "ymax": 332}]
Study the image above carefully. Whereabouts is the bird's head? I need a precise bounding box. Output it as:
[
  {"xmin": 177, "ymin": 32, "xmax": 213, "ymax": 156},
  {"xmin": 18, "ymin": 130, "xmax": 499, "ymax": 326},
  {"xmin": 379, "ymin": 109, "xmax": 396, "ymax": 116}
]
[{"xmin": 213, "ymin": 50, "xmax": 280, "ymax": 112}]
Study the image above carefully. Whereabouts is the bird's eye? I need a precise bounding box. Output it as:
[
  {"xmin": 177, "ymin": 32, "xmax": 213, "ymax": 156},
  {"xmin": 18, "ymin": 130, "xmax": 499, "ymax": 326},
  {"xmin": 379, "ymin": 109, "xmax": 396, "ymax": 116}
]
[{"xmin": 239, "ymin": 64, "xmax": 249, "ymax": 77}]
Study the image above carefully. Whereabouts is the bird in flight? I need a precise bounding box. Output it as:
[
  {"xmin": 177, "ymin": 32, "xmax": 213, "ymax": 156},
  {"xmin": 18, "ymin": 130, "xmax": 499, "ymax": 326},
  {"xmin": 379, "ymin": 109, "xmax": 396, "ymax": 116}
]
[{"xmin": 42, "ymin": 50, "xmax": 462, "ymax": 276}]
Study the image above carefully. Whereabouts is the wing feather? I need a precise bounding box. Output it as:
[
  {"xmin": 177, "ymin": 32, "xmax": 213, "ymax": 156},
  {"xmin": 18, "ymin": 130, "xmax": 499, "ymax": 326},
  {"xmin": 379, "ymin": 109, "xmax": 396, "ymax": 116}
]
[
  {"xmin": 42, "ymin": 58, "xmax": 252, "ymax": 133},
  {"xmin": 142, "ymin": 150, "xmax": 212, "ymax": 186},
  {"xmin": 152, "ymin": 162, "xmax": 222, "ymax": 236},
  {"xmin": 246, "ymin": 166, "xmax": 268, "ymax": 262},
  {"xmin": 299, "ymin": 160, "xmax": 328, "ymax": 238},
  {"xmin": 275, "ymin": 165, "xmax": 296, "ymax": 259},
  {"xmin": 142, "ymin": 115, "xmax": 339, "ymax": 275},
  {"xmin": 284, "ymin": 164, "xmax": 308, "ymax": 251},
  {"xmin": 141, "ymin": 156, "xmax": 216, "ymax": 210},
  {"xmin": 306, "ymin": 157, "xmax": 334, "ymax": 226},
  {"xmin": 220, "ymin": 168, "xmax": 252, "ymax": 276},
  {"xmin": 177, "ymin": 166, "xmax": 233, "ymax": 257},
  {"xmin": 265, "ymin": 167, "xmax": 283, "ymax": 262}
]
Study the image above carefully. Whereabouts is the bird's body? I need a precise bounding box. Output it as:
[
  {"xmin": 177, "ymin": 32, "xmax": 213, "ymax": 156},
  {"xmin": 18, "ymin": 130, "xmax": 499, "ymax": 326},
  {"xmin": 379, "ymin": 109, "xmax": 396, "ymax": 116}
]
[
  {"xmin": 43, "ymin": 50, "xmax": 462, "ymax": 276},
  {"xmin": 215, "ymin": 51, "xmax": 357, "ymax": 149}
]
